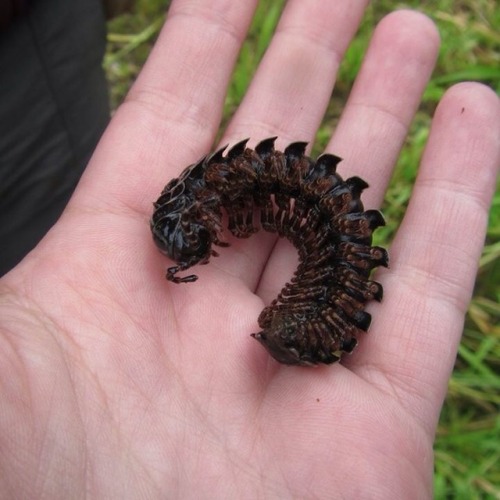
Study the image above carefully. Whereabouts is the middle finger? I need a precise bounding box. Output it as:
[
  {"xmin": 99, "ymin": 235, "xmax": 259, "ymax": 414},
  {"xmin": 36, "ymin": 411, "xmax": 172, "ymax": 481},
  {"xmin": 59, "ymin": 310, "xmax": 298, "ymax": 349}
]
[{"xmin": 215, "ymin": 0, "xmax": 370, "ymax": 289}]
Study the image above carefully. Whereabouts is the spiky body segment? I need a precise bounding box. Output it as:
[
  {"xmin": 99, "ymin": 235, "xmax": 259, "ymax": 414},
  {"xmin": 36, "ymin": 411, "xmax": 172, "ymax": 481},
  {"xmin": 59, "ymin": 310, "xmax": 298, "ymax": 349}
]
[{"xmin": 151, "ymin": 138, "xmax": 388, "ymax": 366}]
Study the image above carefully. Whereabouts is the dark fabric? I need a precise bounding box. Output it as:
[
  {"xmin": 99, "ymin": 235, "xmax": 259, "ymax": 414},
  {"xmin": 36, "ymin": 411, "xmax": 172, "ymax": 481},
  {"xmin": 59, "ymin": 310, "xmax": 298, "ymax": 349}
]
[
  {"xmin": 0, "ymin": 1, "xmax": 29, "ymax": 32},
  {"xmin": 0, "ymin": 0, "xmax": 110, "ymax": 275}
]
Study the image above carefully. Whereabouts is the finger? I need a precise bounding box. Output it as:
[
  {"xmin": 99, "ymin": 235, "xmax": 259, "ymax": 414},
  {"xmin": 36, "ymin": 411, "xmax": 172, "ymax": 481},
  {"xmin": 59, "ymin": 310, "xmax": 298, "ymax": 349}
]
[
  {"xmin": 329, "ymin": 10, "xmax": 439, "ymax": 206},
  {"xmin": 257, "ymin": 10, "xmax": 439, "ymax": 302},
  {"xmin": 224, "ymin": 0, "xmax": 368, "ymax": 144},
  {"xmin": 73, "ymin": 0, "xmax": 258, "ymax": 214},
  {"xmin": 352, "ymin": 83, "xmax": 500, "ymax": 434},
  {"xmin": 208, "ymin": 0, "xmax": 370, "ymax": 289}
]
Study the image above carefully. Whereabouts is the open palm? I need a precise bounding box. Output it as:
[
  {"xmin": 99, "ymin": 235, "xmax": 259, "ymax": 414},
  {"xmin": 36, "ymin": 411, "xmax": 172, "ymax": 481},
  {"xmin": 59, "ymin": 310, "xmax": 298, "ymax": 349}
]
[{"xmin": 1, "ymin": 2, "xmax": 499, "ymax": 498}]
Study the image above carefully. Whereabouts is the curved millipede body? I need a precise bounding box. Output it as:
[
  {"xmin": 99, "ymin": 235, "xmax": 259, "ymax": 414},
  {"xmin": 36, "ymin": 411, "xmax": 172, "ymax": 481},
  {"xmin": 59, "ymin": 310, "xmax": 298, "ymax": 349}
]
[{"xmin": 150, "ymin": 138, "xmax": 388, "ymax": 366}]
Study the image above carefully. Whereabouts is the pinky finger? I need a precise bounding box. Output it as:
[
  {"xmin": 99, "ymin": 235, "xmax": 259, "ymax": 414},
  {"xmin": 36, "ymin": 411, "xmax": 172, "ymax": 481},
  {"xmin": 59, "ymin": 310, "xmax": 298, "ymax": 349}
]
[{"xmin": 352, "ymin": 82, "xmax": 500, "ymax": 433}]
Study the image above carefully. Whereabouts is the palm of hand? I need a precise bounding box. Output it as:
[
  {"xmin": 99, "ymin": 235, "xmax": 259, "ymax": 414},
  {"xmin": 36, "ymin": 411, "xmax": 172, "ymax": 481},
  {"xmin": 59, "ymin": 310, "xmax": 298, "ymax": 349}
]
[
  {"xmin": 1, "ymin": 2, "xmax": 499, "ymax": 498},
  {"xmin": 7, "ymin": 215, "xmax": 430, "ymax": 497}
]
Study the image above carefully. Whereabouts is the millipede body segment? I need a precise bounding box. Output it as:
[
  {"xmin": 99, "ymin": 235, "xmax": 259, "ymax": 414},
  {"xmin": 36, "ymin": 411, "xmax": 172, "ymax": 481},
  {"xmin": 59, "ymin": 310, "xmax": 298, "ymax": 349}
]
[{"xmin": 150, "ymin": 138, "xmax": 388, "ymax": 366}]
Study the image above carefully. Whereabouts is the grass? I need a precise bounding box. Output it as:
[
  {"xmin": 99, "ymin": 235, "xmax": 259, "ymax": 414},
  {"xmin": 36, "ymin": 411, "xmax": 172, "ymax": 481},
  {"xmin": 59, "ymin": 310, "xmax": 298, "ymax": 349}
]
[{"xmin": 105, "ymin": 1, "xmax": 500, "ymax": 498}]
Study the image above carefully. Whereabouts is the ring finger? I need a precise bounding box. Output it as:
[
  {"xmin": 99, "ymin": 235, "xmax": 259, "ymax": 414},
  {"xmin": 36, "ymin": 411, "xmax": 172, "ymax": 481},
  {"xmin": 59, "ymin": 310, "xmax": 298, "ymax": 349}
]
[{"xmin": 256, "ymin": 10, "xmax": 440, "ymax": 303}]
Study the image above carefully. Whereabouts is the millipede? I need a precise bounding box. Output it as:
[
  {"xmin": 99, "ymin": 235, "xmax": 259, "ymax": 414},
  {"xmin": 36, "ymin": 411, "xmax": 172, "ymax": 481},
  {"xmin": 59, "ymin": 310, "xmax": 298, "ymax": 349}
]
[{"xmin": 150, "ymin": 138, "xmax": 388, "ymax": 366}]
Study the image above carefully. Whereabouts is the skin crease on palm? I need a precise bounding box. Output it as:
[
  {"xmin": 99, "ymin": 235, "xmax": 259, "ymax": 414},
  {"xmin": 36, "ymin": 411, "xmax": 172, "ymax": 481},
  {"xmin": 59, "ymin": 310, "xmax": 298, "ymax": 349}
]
[{"xmin": 0, "ymin": 0, "xmax": 499, "ymax": 498}]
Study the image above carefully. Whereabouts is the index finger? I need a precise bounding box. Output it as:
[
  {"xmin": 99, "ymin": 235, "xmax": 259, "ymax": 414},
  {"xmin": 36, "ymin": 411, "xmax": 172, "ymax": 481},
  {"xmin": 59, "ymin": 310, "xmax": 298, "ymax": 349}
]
[{"xmin": 71, "ymin": 0, "xmax": 258, "ymax": 215}]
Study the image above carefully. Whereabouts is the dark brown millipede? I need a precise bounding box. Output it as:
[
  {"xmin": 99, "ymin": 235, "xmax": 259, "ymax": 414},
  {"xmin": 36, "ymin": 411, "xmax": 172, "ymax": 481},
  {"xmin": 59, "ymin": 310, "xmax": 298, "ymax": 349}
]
[{"xmin": 150, "ymin": 138, "xmax": 388, "ymax": 366}]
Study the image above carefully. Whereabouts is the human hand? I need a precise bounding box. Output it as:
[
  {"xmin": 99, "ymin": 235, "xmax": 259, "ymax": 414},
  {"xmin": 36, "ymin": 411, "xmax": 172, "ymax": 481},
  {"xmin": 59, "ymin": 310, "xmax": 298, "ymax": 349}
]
[{"xmin": 1, "ymin": 1, "xmax": 499, "ymax": 497}]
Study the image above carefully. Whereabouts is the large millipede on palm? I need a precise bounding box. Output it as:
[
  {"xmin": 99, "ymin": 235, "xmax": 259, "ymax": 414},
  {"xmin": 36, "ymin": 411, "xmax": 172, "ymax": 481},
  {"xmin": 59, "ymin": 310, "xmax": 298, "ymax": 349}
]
[{"xmin": 150, "ymin": 138, "xmax": 388, "ymax": 366}]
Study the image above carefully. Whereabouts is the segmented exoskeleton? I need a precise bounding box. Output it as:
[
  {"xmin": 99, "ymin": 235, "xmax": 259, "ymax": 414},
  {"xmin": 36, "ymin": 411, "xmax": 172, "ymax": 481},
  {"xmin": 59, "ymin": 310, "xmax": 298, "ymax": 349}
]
[{"xmin": 150, "ymin": 138, "xmax": 388, "ymax": 366}]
